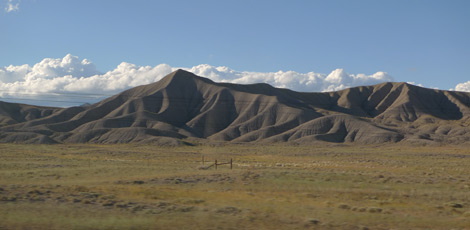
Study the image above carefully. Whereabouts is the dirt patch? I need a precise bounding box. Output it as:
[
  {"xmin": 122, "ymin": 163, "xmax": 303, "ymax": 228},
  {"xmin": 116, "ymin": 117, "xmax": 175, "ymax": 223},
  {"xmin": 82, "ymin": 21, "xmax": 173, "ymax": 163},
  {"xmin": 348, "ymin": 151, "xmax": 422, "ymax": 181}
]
[{"xmin": 116, "ymin": 171, "xmax": 262, "ymax": 186}]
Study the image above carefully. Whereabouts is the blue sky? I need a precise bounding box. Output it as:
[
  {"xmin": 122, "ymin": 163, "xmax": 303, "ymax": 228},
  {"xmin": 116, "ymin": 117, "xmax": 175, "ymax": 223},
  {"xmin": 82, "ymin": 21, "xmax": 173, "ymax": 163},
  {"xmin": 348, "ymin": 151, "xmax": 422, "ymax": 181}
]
[{"xmin": 1, "ymin": 0, "xmax": 470, "ymax": 106}]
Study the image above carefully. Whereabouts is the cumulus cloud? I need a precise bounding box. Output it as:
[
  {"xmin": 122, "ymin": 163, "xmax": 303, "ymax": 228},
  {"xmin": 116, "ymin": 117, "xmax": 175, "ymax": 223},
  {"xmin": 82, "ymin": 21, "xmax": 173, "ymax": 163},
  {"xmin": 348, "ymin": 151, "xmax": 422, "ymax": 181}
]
[
  {"xmin": 184, "ymin": 64, "xmax": 393, "ymax": 92},
  {"xmin": 454, "ymin": 81, "xmax": 470, "ymax": 92},
  {"xmin": 4, "ymin": 0, "xmax": 19, "ymax": 12},
  {"xmin": 1, "ymin": 54, "xmax": 395, "ymax": 107}
]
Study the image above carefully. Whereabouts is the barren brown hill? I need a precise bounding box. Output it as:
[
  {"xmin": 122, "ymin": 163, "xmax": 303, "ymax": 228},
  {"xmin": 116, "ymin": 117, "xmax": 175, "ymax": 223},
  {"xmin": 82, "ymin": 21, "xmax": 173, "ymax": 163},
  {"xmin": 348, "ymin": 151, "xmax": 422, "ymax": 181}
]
[
  {"xmin": 0, "ymin": 101, "xmax": 60, "ymax": 127},
  {"xmin": 1, "ymin": 69, "xmax": 470, "ymax": 144}
]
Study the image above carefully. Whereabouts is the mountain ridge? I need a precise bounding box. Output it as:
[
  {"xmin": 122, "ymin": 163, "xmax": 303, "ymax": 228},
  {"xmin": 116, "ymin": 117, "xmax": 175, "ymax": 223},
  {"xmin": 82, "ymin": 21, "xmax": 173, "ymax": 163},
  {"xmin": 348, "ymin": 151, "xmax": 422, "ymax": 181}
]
[{"xmin": 1, "ymin": 69, "xmax": 469, "ymax": 145}]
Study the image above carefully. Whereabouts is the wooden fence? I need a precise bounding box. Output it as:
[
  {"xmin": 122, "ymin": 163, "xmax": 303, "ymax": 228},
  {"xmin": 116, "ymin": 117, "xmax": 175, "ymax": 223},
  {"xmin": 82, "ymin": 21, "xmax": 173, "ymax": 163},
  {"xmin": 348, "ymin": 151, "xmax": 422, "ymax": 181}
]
[{"xmin": 202, "ymin": 156, "xmax": 232, "ymax": 170}]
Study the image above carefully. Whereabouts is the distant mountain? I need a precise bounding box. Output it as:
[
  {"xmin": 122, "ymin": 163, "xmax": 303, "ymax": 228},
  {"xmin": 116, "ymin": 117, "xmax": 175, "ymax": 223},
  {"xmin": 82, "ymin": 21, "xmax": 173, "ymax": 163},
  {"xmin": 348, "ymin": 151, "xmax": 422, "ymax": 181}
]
[
  {"xmin": 1, "ymin": 69, "xmax": 469, "ymax": 145},
  {"xmin": 0, "ymin": 101, "xmax": 60, "ymax": 127}
]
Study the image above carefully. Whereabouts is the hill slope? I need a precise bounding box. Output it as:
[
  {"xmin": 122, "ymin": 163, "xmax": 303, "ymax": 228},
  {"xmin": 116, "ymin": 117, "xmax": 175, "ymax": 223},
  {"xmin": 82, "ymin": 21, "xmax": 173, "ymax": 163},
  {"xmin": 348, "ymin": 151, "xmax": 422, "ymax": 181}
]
[{"xmin": 1, "ymin": 69, "xmax": 469, "ymax": 144}]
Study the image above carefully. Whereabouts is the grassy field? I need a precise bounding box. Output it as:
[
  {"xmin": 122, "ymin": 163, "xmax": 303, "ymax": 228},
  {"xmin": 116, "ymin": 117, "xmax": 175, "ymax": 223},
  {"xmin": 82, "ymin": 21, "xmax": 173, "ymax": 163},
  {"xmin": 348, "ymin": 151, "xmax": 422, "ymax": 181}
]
[{"xmin": 1, "ymin": 143, "xmax": 470, "ymax": 230}]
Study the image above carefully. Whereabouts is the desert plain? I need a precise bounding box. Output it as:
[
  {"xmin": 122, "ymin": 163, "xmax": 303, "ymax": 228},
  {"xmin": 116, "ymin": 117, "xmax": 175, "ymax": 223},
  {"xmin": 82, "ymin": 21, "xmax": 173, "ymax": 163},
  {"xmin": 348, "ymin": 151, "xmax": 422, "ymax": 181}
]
[{"xmin": 1, "ymin": 143, "xmax": 469, "ymax": 230}]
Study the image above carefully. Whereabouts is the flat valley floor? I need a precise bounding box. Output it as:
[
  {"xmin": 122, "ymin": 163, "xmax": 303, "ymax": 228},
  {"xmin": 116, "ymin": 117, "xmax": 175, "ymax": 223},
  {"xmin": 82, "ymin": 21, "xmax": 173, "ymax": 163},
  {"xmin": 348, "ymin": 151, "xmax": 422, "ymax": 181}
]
[{"xmin": 1, "ymin": 143, "xmax": 469, "ymax": 230}]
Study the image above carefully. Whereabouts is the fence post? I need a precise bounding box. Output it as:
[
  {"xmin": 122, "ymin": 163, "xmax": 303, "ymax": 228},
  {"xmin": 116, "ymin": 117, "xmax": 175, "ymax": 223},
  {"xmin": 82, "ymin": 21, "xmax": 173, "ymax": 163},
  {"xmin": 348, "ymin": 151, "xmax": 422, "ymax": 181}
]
[
  {"xmin": 230, "ymin": 158, "xmax": 233, "ymax": 170},
  {"xmin": 215, "ymin": 160, "xmax": 218, "ymax": 170}
]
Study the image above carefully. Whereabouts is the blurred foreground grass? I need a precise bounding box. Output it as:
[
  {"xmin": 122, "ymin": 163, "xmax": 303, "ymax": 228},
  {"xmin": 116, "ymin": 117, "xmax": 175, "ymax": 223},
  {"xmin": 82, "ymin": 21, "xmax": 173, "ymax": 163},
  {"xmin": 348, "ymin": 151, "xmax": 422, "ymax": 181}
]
[{"xmin": 1, "ymin": 143, "xmax": 470, "ymax": 229}]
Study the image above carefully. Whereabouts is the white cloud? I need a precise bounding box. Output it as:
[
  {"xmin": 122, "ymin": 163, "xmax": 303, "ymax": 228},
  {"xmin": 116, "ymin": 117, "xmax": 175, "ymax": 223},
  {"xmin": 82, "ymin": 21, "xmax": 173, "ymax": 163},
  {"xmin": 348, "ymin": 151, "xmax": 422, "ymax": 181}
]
[
  {"xmin": 62, "ymin": 62, "xmax": 172, "ymax": 93},
  {"xmin": 4, "ymin": 0, "xmax": 19, "ymax": 12},
  {"xmin": 0, "ymin": 54, "xmax": 394, "ymax": 107},
  {"xmin": 0, "ymin": 64, "xmax": 30, "ymax": 83},
  {"xmin": 454, "ymin": 81, "xmax": 470, "ymax": 92},
  {"xmin": 184, "ymin": 64, "xmax": 393, "ymax": 92}
]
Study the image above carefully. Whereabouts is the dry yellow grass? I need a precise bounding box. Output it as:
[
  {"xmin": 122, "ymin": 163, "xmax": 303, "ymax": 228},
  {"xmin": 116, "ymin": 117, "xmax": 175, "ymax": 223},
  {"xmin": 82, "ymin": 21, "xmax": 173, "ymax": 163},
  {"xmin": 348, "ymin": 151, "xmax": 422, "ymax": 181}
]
[{"xmin": 1, "ymin": 143, "xmax": 470, "ymax": 229}]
